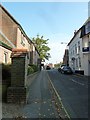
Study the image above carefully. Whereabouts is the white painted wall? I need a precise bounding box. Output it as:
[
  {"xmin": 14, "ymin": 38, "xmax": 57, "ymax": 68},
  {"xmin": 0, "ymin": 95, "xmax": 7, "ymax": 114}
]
[
  {"xmin": 16, "ymin": 28, "xmax": 30, "ymax": 51},
  {"xmin": 82, "ymin": 34, "xmax": 90, "ymax": 76},
  {"xmin": 0, "ymin": 46, "xmax": 12, "ymax": 64},
  {"xmin": 32, "ymin": 45, "xmax": 39, "ymax": 65},
  {"xmin": 82, "ymin": 54, "xmax": 89, "ymax": 76},
  {"xmin": 69, "ymin": 30, "xmax": 84, "ymax": 71},
  {"xmin": 69, "ymin": 29, "xmax": 90, "ymax": 76}
]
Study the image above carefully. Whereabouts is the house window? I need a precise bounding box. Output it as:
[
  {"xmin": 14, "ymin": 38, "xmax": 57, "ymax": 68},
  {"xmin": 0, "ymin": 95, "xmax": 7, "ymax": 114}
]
[
  {"xmin": 78, "ymin": 41, "xmax": 80, "ymax": 52},
  {"xmin": 75, "ymin": 44, "xmax": 77, "ymax": 54},
  {"xmin": 89, "ymin": 41, "xmax": 90, "ymax": 50},
  {"xmin": 76, "ymin": 58, "xmax": 78, "ymax": 67},
  {"xmin": 79, "ymin": 57, "xmax": 81, "ymax": 67},
  {"xmin": 89, "ymin": 41, "xmax": 90, "ymax": 48},
  {"xmin": 71, "ymin": 51, "xmax": 72, "ymax": 56},
  {"xmin": 85, "ymin": 22, "xmax": 90, "ymax": 34},
  {"xmin": 21, "ymin": 34, "xmax": 25, "ymax": 46},
  {"xmin": 4, "ymin": 52, "xmax": 8, "ymax": 64}
]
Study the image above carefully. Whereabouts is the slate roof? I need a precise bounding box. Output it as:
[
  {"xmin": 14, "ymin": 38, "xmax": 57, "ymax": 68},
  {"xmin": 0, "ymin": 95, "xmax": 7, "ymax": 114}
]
[{"xmin": 68, "ymin": 17, "xmax": 90, "ymax": 46}]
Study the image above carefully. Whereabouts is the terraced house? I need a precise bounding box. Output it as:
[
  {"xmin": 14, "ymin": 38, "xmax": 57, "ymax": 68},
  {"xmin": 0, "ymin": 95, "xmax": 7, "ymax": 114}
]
[
  {"xmin": 0, "ymin": 4, "xmax": 40, "ymax": 65},
  {"xmin": 68, "ymin": 17, "xmax": 90, "ymax": 76}
]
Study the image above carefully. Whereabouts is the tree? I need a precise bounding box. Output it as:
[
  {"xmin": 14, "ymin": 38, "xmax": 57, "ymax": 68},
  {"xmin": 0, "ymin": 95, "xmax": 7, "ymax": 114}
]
[{"xmin": 32, "ymin": 35, "xmax": 51, "ymax": 61}]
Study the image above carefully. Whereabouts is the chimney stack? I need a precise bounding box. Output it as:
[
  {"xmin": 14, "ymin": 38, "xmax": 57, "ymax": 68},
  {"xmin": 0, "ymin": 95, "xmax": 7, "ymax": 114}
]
[{"xmin": 74, "ymin": 30, "xmax": 77, "ymax": 35}]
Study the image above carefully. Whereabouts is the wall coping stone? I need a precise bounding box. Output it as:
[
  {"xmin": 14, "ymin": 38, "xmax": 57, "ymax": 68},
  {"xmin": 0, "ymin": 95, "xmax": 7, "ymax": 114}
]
[{"xmin": 11, "ymin": 49, "xmax": 28, "ymax": 58}]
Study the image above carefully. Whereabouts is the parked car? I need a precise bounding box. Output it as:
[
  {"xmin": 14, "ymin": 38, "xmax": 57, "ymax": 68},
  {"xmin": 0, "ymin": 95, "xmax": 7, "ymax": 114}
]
[
  {"xmin": 61, "ymin": 66, "xmax": 73, "ymax": 74},
  {"xmin": 46, "ymin": 66, "xmax": 51, "ymax": 70},
  {"xmin": 58, "ymin": 64, "xmax": 66, "ymax": 72}
]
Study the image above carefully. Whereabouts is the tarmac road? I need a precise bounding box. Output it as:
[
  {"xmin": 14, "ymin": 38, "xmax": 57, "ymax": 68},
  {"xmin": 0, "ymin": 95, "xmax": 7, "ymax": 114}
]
[{"xmin": 47, "ymin": 69, "xmax": 88, "ymax": 119}]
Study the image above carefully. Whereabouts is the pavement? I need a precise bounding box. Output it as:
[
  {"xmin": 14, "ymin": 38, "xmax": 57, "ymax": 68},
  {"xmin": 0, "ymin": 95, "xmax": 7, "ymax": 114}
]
[
  {"xmin": 2, "ymin": 71, "xmax": 60, "ymax": 119},
  {"xmin": 21, "ymin": 70, "xmax": 59, "ymax": 118}
]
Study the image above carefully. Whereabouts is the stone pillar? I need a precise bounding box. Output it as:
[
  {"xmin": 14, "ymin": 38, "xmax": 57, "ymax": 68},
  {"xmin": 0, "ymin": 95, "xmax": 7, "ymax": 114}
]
[{"xmin": 7, "ymin": 49, "xmax": 28, "ymax": 104}]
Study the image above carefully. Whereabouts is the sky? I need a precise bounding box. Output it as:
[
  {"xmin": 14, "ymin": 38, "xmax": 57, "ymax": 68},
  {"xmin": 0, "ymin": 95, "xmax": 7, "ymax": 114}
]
[{"xmin": 1, "ymin": 2, "xmax": 89, "ymax": 64}]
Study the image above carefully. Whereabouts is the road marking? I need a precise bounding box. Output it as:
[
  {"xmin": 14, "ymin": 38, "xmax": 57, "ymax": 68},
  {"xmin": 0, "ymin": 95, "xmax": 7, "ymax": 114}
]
[
  {"xmin": 71, "ymin": 79, "xmax": 85, "ymax": 86},
  {"xmin": 73, "ymin": 74, "xmax": 84, "ymax": 78},
  {"xmin": 47, "ymin": 72, "xmax": 71, "ymax": 119}
]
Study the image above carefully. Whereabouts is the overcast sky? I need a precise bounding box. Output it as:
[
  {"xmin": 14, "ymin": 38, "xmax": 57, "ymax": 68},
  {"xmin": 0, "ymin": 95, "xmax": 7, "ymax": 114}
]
[{"xmin": 1, "ymin": 2, "xmax": 88, "ymax": 64}]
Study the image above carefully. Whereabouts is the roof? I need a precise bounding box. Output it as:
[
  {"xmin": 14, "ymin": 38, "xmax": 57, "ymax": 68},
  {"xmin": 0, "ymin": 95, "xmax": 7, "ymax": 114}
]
[
  {"xmin": 0, "ymin": 4, "xmax": 40, "ymax": 56},
  {"xmin": 68, "ymin": 28, "xmax": 81, "ymax": 46},
  {"xmin": 0, "ymin": 4, "xmax": 32, "ymax": 44},
  {"xmin": 83, "ymin": 17, "xmax": 90, "ymax": 25},
  {"xmin": 0, "ymin": 41, "xmax": 12, "ymax": 50},
  {"xmin": 68, "ymin": 17, "xmax": 90, "ymax": 46}
]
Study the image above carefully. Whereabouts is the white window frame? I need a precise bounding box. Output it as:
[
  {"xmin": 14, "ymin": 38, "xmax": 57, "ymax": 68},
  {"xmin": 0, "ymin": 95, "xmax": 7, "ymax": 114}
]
[
  {"xmin": 21, "ymin": 34, "xmax": 25, "ymax": 46},
  {"xmin": 4, "ymin": 51, "xmax": 8, "ymax": 64}
]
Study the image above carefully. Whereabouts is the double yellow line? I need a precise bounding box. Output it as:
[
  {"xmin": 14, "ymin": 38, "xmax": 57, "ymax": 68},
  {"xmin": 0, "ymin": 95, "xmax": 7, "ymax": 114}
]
[{"xmin": 47, "ymin": 72, "xmax": 71, "ymax": 119}]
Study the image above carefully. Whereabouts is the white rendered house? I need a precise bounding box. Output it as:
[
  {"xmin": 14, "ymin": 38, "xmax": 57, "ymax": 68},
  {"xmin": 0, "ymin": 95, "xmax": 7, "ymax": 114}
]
[{"xmin": 68, "ymin": 17, "xmax": 90, "ymax": 76}]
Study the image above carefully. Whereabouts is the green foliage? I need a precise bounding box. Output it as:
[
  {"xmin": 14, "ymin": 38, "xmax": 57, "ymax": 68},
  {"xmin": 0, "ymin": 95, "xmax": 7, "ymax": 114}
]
[
  {"xmin": 32, "ymin": 35, "xmax": 51, "ymax": 60},
  {"xmin": 54, "ymin": 63, "xmax": 61, "ymax": 68},
  {"xmin": 27, "ymin": 66, "xmax": 34, "ymax": 75},
  {"xmin": 31, "ymin": 64, "xmax": 38, "ymax": 72},
  {"xmin": 27, "ymin": 64, "xmax": 38, "ymax": 75}
]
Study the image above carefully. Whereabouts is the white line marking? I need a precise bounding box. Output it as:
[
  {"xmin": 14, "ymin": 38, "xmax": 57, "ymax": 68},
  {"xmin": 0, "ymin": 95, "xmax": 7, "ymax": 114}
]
[{"xmin": 71, "ymin": 79, "xmax": 85, "ymax": 86}]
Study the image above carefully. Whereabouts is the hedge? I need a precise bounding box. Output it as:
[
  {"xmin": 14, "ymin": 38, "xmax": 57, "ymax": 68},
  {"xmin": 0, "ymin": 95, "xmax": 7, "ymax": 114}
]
[{"xmin": 27, "ymin": 64, "xmax": 38, "ymax": 75}]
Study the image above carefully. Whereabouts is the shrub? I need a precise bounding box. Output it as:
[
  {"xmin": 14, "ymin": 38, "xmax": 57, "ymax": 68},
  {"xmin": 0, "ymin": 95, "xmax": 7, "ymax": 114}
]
[
  {"xmin": 31, "ymin": 64, "xmax": 38, "ymax": 72},
  {"xmin": 27, "ymin": 64, "xmax": 38, "ymax": 75},
  {"xmin": 27, "ymin": 66, "xmax": 34, "ymax": 75}
]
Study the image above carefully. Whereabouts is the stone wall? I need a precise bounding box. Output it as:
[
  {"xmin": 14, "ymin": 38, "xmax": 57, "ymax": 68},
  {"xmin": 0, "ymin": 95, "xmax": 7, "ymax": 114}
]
[
  {"xmin": 7, "ymin": 87, "xmax": 27, "ymax": 103},
  {"xmin": 11, "ymin": 57, "xmax": 26, "ymax": 87},
  {"xmin": 7, "ymin": 49, "xmax": 28, "ymax": 104}
]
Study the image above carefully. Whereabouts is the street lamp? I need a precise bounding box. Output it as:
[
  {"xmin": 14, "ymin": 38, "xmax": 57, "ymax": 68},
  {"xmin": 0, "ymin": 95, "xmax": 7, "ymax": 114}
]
[
  {"xmin": 61, "ymin": 42, "xmax": 67, "ymax": 44},
  {"xmin": 61, "ymin": 42, "xmax": 69, "ymax": 49}
]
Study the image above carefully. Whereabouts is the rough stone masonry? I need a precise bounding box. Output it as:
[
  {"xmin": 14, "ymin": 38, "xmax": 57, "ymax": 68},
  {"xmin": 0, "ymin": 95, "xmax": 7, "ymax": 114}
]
[{"xmin": 7, "ymin": 49, "xmax": 28, "ymax": 104}]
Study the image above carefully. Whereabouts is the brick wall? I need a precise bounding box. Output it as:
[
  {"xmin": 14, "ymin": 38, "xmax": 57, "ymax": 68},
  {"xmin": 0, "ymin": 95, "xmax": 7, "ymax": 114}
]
[
  {"xmin": 0, "ymin": 7, "xmax": 17, "ymax": 46},
  {"xmin": 11, "ymin": 57, "xmax": 25, "ymax": 87},
  {"xmin": 7, "ymin": 87, "xmax": 27, "ymax": 103},
  {"xmin": 7, "ymin": 49, "xmax": 28, "ymax": 103}
]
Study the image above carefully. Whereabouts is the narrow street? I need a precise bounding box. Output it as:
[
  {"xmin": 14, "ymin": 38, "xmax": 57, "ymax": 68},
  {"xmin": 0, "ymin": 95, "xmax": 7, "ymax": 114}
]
[
  {"xmin": 1, "ymin": 2, "xmax": 90, "ymax": 120},
  {"xmin": 2, "ymin": 69, "xmax": 88, "ymax": 119},
  {"xmin": 47, "ymin": 69, "xmax": 88, "ymax": 118}
]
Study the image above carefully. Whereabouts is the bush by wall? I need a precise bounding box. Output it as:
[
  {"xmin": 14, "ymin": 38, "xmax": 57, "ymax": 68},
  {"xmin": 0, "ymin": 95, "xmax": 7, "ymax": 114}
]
[
  {"xmin": 31, "ymin": 64, "xmax": 38, "ymax": 72},
  {"xmin": 27, "ymin": 64, "xmax": 38, "ymax": 75}
]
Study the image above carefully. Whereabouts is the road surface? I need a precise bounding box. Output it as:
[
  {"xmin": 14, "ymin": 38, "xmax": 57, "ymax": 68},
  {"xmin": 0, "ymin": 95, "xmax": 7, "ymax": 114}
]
[
  {"xmin": 2, "ymin": 69, "xmax": 88, "ymax": 119},
  {"xmin": 47, "ymin": 69, "xmax": 88, "ymax": 119}
]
